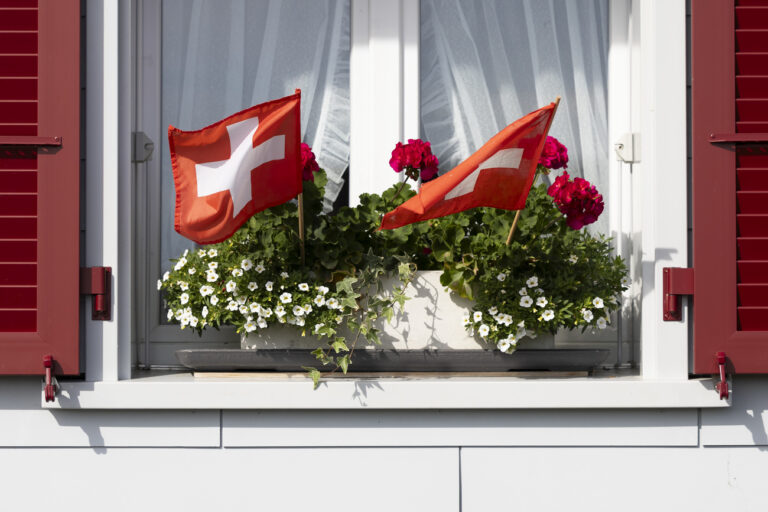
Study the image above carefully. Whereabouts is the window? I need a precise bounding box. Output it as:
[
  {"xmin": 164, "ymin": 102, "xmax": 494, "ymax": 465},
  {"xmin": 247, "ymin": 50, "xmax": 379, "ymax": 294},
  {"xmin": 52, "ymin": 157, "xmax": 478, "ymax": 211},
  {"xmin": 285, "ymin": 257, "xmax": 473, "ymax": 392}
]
[{"xmin": 38, "ymin": 0, "xmax": 728, "ymax": 409}]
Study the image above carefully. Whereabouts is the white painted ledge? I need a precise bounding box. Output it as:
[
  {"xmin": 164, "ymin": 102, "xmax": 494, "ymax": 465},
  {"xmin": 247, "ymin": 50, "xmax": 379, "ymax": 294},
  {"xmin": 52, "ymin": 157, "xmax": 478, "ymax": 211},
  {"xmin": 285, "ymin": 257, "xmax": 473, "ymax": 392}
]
[{"xmin": 43, "ymin": 373, "xmax": 730, "ymax": 409}]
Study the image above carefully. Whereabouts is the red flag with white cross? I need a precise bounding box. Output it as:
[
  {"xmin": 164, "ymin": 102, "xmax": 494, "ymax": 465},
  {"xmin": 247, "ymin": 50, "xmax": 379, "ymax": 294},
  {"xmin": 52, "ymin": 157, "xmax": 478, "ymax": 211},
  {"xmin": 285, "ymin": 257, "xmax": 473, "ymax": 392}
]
[
  {"xmin": 380, "ymin": 102, "xmax": 557, "ymax": 230},
  {"xmin": 168, "ymin": 91, "xmax": 302, "ymax": 244}
]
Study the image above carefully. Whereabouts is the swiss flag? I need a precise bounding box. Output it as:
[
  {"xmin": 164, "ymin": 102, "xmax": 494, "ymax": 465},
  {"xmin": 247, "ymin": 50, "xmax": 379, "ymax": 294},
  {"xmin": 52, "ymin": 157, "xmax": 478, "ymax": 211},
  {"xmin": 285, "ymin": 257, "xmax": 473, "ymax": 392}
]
[
  {"xmin": 169, "ymin": 91, "xmax": 302, "ymax": 244},
  {"xmin": 380, "ymin": 102, "xmax": 557, "ymax": 230}
]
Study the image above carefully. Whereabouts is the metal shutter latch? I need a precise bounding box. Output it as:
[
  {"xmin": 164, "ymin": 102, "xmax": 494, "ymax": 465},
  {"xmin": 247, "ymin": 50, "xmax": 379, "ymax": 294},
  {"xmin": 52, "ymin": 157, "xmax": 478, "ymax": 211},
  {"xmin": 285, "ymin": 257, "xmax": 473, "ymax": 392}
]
[
  {"xmin": 663, "ymin": 267, "xmax": 694, "ymax": 321},
  {"xmin": 43, "ymin": 355, "xmax": 58, "ymax": 403},
  {"xmin": 716, "ymin": 352, "xmax": 729, "ymax": 400}
]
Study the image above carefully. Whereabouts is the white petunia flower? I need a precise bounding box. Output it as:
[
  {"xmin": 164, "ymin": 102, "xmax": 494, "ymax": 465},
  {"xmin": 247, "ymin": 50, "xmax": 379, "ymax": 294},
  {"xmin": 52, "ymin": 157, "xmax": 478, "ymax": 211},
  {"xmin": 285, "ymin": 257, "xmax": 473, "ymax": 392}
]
[
  {"xmin": 536, "ymin": 288, "xmax": 544, "ymax": 295},
  {"xmin": 279, "ymin": 292, "xmax": 292, "ymax": 304},
  {"xmin": 568, "ymin": 254, "xmax": 578, "ymax": 264},
  {"xmin": 210, "ymin": 295, "xmax": 219, "ymax": 306},
  {"xmin": 292, "ymin": 305, "xmax": 304, "ymax": 317},
  {"xmin": 247, "ymin": 282, "xmax": 258, "ymax": 291},
  {"xmin": 582, "ymin": 309, "xmax": 594, "ymax": 322},
  {"xmin": 303, "ymin": 304, "xmax": 313, "ymax": 314},
  {"xmin": 226, "ymin": 280, "xmax": 237, "ymax": 293},
  {"xmin": 314, "ymin": 295, "xmax": 326, "ymax": 307},
  {"xmin": 188, "ymin": 267, "xmax": 196, "ymax": 275},
  {"xmin": 326, "ymin": 298, "xmax": 340, "ymax": 310},
  {"xmin": 314, "ymin": 323, "xmax": 325, "ymax": 334},
  {"xmin": 226, "ymin": 301, "xmax": 238, "ymax": 311},
  {"xmin": 280, "ymin": 272, "xmax": 289, "ymax": 279},
  {"xmin": 239, "ymin": 305, "xmax": 249, "ymax": 315},
  {"xmin": 208, "ymin": 262, "xmax": 218, "ymax": 270},
  {"xmin": 488, "ymin": 306, "xmax": 498, "ymax": 315},
  {"xmin": 526, "ymin": 276, "xmax": 539, "ymax": 288},
  {"xmin": 265, "ymin": 281, "xmax": 274, "ymax": 292},
  {"xmin": 278, "ymin": 316, "xmax": 286, "ymax": 324},
  {"xmin": 241, "ymin": 259, "xmax": 253, "ymax": 271},
  {"xmin": 295, "ymin": 317, "xmax": 305, "ymax": 327},
  {"xmin": 462, "ymin": 314, "xmax": 471, "ymax": 327},
  {"xmin": 167, "ymin": 309, "xmax": 174, "ymax": 321},
  {"xmin": 593, "ymin": 297, "xmax": 604, "ymax": 309},
  {"xmin": 236, "ymin": 295, "xmax": 246, "ymax": 305},
  {"xmin": 541, "ymin": 309, "xmax": 555, "ymax": 321},
  {"xmin": 275, "ymin": 305, "xmax": 286, "ymax": 317},
  {"xmin": 162, "ymin": 271, "xmax": 170, "ymax": 282},
  {"xmin": 519, "ymin": 287, "xmax": 528, "ymax": 296},
  {"xmin": 207, "ymin": 249, "xmax": 217, "ymax": 258},
  {"xmin": 198, "ymin": 249, "xmax": 206, "ymax": 257},
  {"xmin": 257, "ymin": 317, "xmax": 268, "ymax": 329},
  {"xmin": 478, "ymin": 324, "xmax": 490, "ymax": 337},
  {"xmin": 201, "ymin": 306, "xmax": 208, "ymax": 318},
  {"xmin": 157, "ymin": 279, "xmax": 163, "ymax": 290},
  {"xmin": 298, "ymin": 283, "xmax": 309, "ymax": 292},
  {"xmin": 520, "ymin": 296, "xmax": 533, "ymax": 308},
  {"xmin": 249, "ymin": 303, "xmax": 261, "ymax": 314},
  {"xmin": 318, "ymin": 286, "xmax": 330, "ymax": 295},
  {"xmin": 496, "ymin": 272, "xmax": 507, "ymax": 282},
  {"xmin": 232, "ymin": 268, "xmax": 243, "ymax": 277},
  {"xmin": 198, "ymin": 285, "xmax": 212, "ymax": 297},
  {"xmin": 597, "ymin": 317, "xmax": 608, "ymax": 329},
  {"xmin": 255, "ymin": 263, "xmax": 265, "ymax": 273},
  {"xmin": 244, "ymin": 319, "xmax": 257, "ymax": 332},
  {"xmin": 183, "ymin": 249, "xmax": 189, "ymax": 257},
  {"xmin": 260, "ymin": 307, "xmax": 272, "ymax": 318},
  {"xmin": 621, "ymin": 276, "xmax": 631, "ymax": 287},
  {"xmin": 174, "ymin": 257, "xmax": 187, "ymax": 271},
  {"xmin": 180, "ymin": 292, "xmax": 189, "ymax": 304},
  {"xmin": 178, "ymin": 281, "xmax": 189, "ymax": 291},
  {"xmin": 189, "ymin": 316, "xmax": 198, "ymax": 328},
  {"xmin": 473, "ymin": 311, "xmax": 483, "ymax": 323},
  {"xmin": 206, "ymin": 271, "xmax": 219, "ymax": 283},
  {"xmin": 174, "ymin": 309, "xmax": 184, "ymax": 321},
  {"xmin": 497, "ymin": 339, "xmax": 511, "ymax": 353},
  {"xmin": 536, "ymin": 297, "xmax": 548, "ymax": 308},
  {"xmin": 500, "ymin": 314, "xmax": 513, "ymax": 326}
]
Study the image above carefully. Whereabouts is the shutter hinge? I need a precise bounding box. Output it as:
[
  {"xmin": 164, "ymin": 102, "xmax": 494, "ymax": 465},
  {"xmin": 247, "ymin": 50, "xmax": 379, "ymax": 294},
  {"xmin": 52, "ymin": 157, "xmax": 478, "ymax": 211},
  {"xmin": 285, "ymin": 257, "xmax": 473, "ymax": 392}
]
[
  {"xmin": 663, "ymin": 267, "xmax": 694, "ymax": 321},
  {"xmin": 80, "ymin": 266, "xmax": 112, "ymax": 321},
  {"xmin": 43, "ymin": 355, "xmax": 58, "ymax": 403},
  {"xmin": 716, "ymin": 352, "xmax": 729, "ymax": 400},
  {"xmin": 132, "ymin": 131, "xmax": 154, "ymax": 163}
]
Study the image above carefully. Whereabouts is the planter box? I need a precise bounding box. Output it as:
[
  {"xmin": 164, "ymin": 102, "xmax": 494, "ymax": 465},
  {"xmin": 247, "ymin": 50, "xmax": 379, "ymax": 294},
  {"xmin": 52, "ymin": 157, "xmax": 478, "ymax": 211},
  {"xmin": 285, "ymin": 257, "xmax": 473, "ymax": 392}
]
[{"xmin": 240, "ymin": 271, "xmax": 553, "ymax": 351}]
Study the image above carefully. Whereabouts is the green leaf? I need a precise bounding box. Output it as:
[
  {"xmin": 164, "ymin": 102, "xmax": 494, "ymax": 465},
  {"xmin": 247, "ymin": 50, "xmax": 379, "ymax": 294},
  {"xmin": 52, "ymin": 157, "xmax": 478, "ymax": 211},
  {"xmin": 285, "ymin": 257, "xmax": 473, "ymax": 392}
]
[
  {"xmin": 302, "ymin": 367, "xmax": 322, "ymax": 389},
  {"xmin": 330, "ymin": 338, "xmax": 349, "ymax": 354},
  {"xmin": 337, "ymin": 355, "xmax": 350, "ymax": 374}
]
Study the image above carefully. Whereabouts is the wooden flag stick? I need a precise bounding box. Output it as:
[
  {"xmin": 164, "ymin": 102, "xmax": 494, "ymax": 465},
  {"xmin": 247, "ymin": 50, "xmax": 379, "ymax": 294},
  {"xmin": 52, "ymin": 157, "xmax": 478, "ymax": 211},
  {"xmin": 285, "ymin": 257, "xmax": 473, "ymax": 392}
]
[
  {"xmin": 505, "ymin": 96, "xmax": 561, "ymax": 246},
  {"xmin": 297, "ymin": 192, "xmax": 306, "ymax": 266}
]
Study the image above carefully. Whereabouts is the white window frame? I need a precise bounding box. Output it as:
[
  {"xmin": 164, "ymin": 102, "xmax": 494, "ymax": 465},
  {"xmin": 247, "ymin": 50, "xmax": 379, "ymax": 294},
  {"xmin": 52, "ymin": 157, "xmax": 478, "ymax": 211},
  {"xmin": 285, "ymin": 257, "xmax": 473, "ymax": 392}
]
[{"xmin": 47, "ymin": 0, "xmax": 726, "ymax": 409}]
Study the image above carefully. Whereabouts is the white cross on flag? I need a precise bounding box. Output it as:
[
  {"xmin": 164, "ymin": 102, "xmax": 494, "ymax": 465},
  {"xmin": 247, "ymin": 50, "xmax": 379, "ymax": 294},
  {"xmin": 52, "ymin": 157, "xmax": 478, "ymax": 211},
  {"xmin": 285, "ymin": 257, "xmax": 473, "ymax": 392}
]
[
  {"xmin": 380, "ymin": 102, "xmax": 557, "ymax": 230},
  {"xmin": 169, "ymin": 91, "xmax": 302, "ymax": 244}
]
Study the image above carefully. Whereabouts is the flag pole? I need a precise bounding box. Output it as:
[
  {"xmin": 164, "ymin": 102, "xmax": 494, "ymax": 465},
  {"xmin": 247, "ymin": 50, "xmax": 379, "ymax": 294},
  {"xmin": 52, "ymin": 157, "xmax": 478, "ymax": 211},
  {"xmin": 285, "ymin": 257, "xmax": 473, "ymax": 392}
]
[
  {"xmin": 505, "ymin": 96, "xmax": 561, "ymax": 246},
  {"xmin": 297, "ymin": 192, "xmax": 306, "ymax": 266}
]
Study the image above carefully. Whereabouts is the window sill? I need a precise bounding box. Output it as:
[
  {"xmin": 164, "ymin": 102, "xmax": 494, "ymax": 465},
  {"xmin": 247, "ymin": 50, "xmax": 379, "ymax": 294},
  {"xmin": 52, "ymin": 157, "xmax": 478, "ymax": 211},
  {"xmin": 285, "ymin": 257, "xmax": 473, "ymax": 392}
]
[{"xmin": 42, "ymin": 372, "xmax": 730, "ymax": 409}]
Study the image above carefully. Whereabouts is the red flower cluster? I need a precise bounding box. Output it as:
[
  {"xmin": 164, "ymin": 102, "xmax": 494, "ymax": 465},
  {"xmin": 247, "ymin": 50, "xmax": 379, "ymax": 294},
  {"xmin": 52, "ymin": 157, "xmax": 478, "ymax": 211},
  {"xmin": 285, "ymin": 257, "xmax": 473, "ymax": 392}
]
[
  {"xmin": 389, "ymin": 138, "xmax": 439, "ymax": 181},
  {"xmin": 538, "ymin": 136, "xmax": 569, "ymax": 170},
  {"xmin": 547, "ymin": 171, "xmax": 604, "ymax": 230},
  {"xmin": 301, "ymin": 143, "xmax": 320, "ymax": 181}
]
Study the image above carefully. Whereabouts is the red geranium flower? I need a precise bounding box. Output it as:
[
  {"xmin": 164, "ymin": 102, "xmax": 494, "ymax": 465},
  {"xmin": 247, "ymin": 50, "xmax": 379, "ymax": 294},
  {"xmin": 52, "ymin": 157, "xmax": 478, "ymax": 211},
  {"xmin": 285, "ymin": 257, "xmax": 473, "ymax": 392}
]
[
  {"xmin": 301, "ymin": 143, "xmax": 320, "ymax": 181},
  {"xmin": 389, "ymin": 138, "xmax": 439, "ymax": 181},
  {"xmin": 547, "ymin": 171, "xmax": 604, "ymax": 230},
  {"xmin": 539, "ymin": 136, "xmax": 569, "ymax": 170}
]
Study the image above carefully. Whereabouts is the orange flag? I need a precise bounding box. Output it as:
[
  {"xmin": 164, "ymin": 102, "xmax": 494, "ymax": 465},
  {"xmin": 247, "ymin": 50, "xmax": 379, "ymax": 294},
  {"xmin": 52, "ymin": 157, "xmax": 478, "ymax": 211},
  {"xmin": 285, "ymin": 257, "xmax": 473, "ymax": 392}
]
[
  {"xmin": 169, "ymin": 91, "xmax": 302, "ymax": 244},
  {"xmin": 380, "ymin": 102, "xmax": 557, "ymax": 230}
]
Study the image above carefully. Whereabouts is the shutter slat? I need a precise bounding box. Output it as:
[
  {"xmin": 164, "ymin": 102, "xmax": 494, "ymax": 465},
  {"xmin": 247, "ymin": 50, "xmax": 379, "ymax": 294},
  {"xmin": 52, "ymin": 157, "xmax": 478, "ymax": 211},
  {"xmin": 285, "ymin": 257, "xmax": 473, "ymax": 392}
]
[
  {"xmin": 0, "ymin": 310, "xmax": 36, "ymax": 332},
  {"xmin": 738, "ymin": 169, "xmax": 768, "ymax": 190},
  {"xmin": 738, "ymin": 284, "xmax": 768, "ymax": 305},
  {"xmin": 0, "ymin": 32, "xmax": 36, "ymax": 53},
  {"xmin": 0, "ymin": 78, "xmax": 37, "ymax": 100},
  {"xmin": 0, "ymin": 240, "xmax": 35, "ymax": 261},
  {"xmin": 736, "ymin": 53, "xmax": 768, "ymax": 73},
  {"xmin": 0, "ymin": 287, "xmax": 35, "ymax": 308},
  {"xmin": 737, "ymin": 30, "xmax": 768, "ymax": 51},
  {"xmin": 0, "ymin": 101, "xmax": 37, "ymax": 123},
  {"xmin": 738, "ymin": 214, "xmax": 768, "ymax": 235},
  {"xmin": 737, "ymin": 76, "xmax": 768, "ymax": 98},
  {"xmin": 0, "ymin": 171, "xmax": 36, "ymax": 191},
  {"xmin": 0, "ymin": 55, "xmax": 37, "ymax": 77},
  {"xmin": 737, "ymin": 99, "xmax": 768, "ymax": 121},
  {"xmin": 737, "ymin": 121, "xmax": 768, "ymax": 132},
  {"xmin": 737, "ymin": 191, "xmax": 768, "ymax": 211},
  {"xmin": 0, "ymin": 263, "xmax": 35, "ymax": 285},
  {"xmin": 736, "ymin": 6, "xmax": 768, "ymax": 28},
  {"xmin": 737, "ymin": 238, "xmax": 768, "ymax": 259},
  {"xmin": 738, "ymin": 307, "xmax": 768, "ymax": 330},
  {"xmin": 738, "ymin": 260, "xmax": 768, "ymax": 282},
  {"xmin": 0, "ymin": 9, "xmax": 37, "ymax": 30}
]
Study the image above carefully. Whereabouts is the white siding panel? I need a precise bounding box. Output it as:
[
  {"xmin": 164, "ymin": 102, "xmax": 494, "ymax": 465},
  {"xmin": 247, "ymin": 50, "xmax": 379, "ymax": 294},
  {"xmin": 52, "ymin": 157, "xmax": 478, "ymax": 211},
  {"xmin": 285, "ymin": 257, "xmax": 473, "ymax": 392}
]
[
  {"xmin": 461, "ymin": 447, "xmax": 768, "ymax": 512},
  {"xmin": 0, "ymin": 379, "xmax": 219, "ymax": 447},
  {"xmin": 0, "ymin": 447, "xmax": 459, "ymax": 512},
  {"xmin": 223, "ymin": 409, "xmax": 698, "ymax": 447},
  {"xmin": 701, "ymin": 376, "xmax": 768, "ymax": 446}
]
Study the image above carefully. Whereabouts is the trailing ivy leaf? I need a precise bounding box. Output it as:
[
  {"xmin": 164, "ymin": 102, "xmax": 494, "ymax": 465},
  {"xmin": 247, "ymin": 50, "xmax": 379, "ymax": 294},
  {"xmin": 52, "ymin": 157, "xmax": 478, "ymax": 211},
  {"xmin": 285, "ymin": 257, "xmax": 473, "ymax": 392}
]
[
  {"xmin": 330, "ymin": 338, "xmax": 349, "ymax": 354},
  {"xmin": 337, "ymin": 355, "xmax": 350, "ymax": 374},
  {"xmin": 302, "ymin": 367, "xmax": 322, "ymax": 389}
]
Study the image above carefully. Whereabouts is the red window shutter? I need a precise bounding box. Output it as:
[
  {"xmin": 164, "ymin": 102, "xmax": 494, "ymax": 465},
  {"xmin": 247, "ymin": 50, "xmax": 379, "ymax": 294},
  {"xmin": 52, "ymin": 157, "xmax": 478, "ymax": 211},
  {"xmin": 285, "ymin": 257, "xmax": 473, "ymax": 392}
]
[
  {"xmin": 0, "ymin": 0, "xmax": 80, "ymax": 375},
  {"xmin": 692, "ymin": 0, "xmax": 768, "ymax": 373}
]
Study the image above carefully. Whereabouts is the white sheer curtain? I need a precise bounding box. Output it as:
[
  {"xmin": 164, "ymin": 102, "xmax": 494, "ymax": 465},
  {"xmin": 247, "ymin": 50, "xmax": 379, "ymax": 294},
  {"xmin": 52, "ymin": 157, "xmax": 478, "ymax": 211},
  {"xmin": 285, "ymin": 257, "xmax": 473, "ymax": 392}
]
[
  {"xmin": 421, "ymin": 0, "xmax": 609, "ymax": 233},
  {"xmin": 160, "ymin": 0, "xmax": 350, "ymax": 262}
]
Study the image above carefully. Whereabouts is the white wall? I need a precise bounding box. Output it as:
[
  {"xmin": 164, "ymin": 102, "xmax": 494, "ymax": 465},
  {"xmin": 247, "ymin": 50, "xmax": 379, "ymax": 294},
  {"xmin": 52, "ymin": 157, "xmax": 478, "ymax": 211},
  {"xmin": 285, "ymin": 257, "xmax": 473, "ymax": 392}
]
[{"xmin": 3, "ymin": 377, "xmax": 768, "ymax": 511}]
